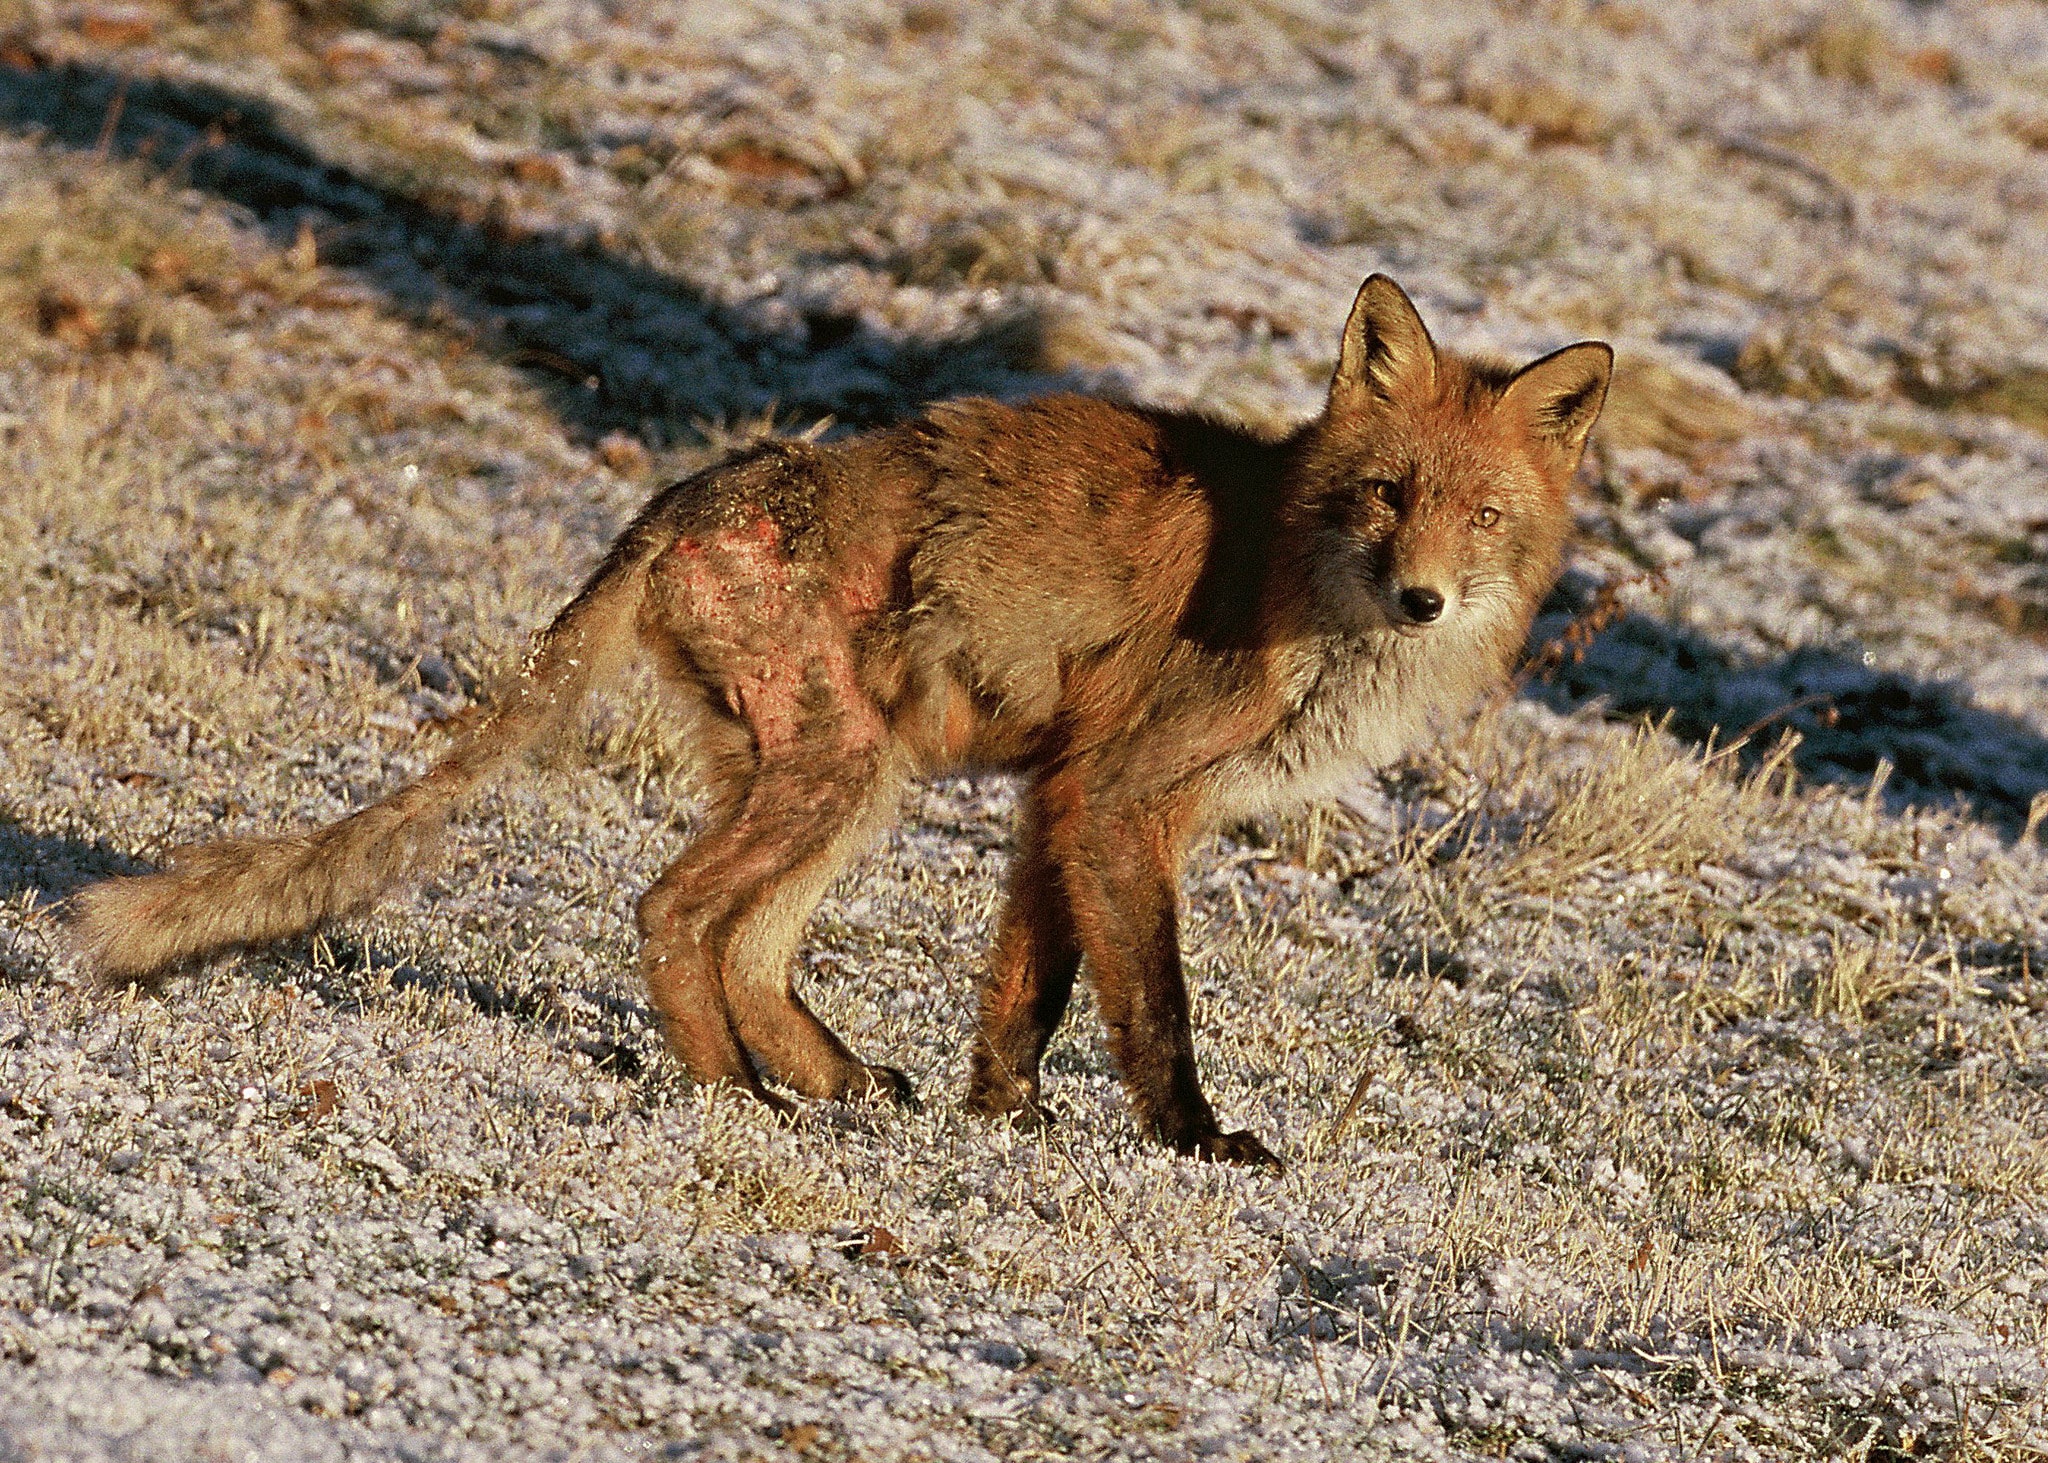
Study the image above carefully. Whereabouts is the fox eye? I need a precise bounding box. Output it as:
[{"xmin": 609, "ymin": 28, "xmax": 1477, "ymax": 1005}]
[
  {"xmin": 1364, "ymin": 479, "xmax": 1400, "ymax": 508},
  {"xmin": 1473, "ymin": 506, "xmax": 1501, "ymax": 529}
]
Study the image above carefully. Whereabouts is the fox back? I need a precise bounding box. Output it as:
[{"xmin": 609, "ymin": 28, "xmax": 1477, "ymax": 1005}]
[{"xmin": 873, "ymin": 277, "xmax": 1608, "ymax": 825}]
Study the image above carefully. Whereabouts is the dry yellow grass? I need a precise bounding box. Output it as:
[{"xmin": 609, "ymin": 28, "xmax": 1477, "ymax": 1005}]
[{"xmin": 0, "ymin": 3, "xmax": 2044, "ymax": 1457}]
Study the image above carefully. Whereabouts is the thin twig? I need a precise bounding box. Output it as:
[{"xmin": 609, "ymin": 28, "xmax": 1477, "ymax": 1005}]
[{"xmin": 93, "ymin": 73, "xmax": 131, "ymax": 163}]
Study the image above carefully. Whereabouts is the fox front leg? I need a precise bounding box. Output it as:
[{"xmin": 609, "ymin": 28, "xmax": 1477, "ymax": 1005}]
[
  {"xmin": 1038, "ymin": 775, "xmax": 1281, "ymax": 1169},
  {"xmin": 968, "ymin": 783, "xmax": 1081, "ymax": 1127}
]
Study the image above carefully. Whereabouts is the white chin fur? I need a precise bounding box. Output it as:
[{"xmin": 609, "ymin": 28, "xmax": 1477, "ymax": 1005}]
[{"xmin": 1196, "ymin": 608, "xmax": 1504, "ymax": 827}]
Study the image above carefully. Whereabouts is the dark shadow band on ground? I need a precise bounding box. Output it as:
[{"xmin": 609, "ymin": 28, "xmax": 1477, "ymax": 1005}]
[
  {"xmin": 0, "ymin": 813, "xmax": 150, "ymax": 983},
  {"xmin": 1523, "ymin": 573, "xmax": 2048, "ymax": 839},
  {"xmin": 0, "ymin": 59, "xmax": 1056, "ymax": 442},
  {"xmin": 5, "ymin": 62, "xmax": 2044, "ymax": 839},
  {"xmin": 0, "ymin": 815, "xmax": 150, "ymax": 909},
  {"xmin": 204, "ymin": 924, "xmax": 668, "ymax": 1087}
]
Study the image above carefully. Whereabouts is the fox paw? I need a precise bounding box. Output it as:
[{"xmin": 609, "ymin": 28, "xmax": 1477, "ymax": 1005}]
[
  {"xmin": 1187, "ymin": 1128, "xmax": 1283, "ymax": 1171},
  {"xmin": 859, "ymin": 1064, "xmax": 921, "ymax": 1111},
  {"xmin": 963, "ymin": 1083, "xmax": 1057, "ymax": 1131},
  {"xmin": 738, "ymin": 1083, "xmax": 799, "ymax": 1123}
]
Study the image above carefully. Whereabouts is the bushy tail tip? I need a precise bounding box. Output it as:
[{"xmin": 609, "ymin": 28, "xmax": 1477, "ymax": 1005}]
[
  {"xmin": 66, "ymin": 524, "xmax": 661, "ymax": 986},
  {"xmin": 68, "ymin": 795, "xmax": 447, "ymax": 986}
]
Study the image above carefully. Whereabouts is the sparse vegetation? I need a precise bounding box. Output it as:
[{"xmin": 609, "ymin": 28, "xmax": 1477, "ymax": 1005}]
[{"xmin": 2, "ymin": 0, "xmax": 2047, "ymax": 1459}]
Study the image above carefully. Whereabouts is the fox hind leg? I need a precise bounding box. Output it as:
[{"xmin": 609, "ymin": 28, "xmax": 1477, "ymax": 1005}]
[
  {"xmin": 636, "ymin": 847, "xmax": 793, "ymax": 1116},
  {"xmin": 710, "ymin": 753, "xmax": 917, "ymax": 1105},
  {"xmin": 637, "ymin": 512, "xmax": 914, "ymax": 1108},
  {"xmin": 636, "ymin": 741, "xmax": 912, "ymax": 1109}
]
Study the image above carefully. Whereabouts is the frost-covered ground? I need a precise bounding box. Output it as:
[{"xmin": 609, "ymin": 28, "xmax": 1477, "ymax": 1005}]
[{"xmin": 3, "ymin": 1, "xmax": 2048, "ymax": 1458}]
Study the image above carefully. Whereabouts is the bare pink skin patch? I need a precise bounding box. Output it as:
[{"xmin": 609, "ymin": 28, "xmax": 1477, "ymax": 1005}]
[{"xmin": 654, "ymin": 509, "xmax": 883, "ymax": 753}]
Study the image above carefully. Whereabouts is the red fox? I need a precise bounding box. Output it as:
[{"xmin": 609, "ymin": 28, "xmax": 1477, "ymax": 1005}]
[{"xmin": 71, "ymin": 276, "xmax": 1609, "ymax": 1167}]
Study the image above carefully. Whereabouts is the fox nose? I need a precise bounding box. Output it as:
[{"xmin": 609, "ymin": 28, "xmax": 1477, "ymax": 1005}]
[{"xmin": 1398, "ymin": 586, "xmax": 1445, "ymax": 624}]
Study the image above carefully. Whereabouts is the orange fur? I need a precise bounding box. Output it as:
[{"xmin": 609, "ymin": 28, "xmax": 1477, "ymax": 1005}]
[{"xmin": 70, "ymin": 276, "xmax": 1611, "ymax": 1165}]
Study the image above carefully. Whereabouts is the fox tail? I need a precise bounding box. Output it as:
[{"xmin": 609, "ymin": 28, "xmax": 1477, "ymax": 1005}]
[{"xmin": 70, "ymin": 533, "xmax": 660, "ymax": 985}]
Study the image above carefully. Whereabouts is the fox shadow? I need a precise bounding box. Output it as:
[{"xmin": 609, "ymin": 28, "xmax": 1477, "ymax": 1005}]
[
  {"xmin": 170, "ymin": 920, "xmax": 663, "ymax": 1078},
  {"xmin": 0, "ymin": 801, "xmax": 662, "ymax": 1069},
  {"xmin": 0, "ymin": 815, "xmax": 150, "ymax": 908},
  {"xmin": 0, "ymin": 815, "xmax": 151, "ymax": 981},
  {"xmin": 1522, "ymin": 573, "xmax": 2048, "ymax": 839},
  {"xmin": 0, "ymin": 59, "xmax": 1056, "ymax": 441}
]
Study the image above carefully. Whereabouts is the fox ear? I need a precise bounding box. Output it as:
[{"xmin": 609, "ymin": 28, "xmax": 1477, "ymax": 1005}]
[
  {"xmin": 1328, "ymin": 275, "xmax": 1437, "ymax": 417},
  {"xmin": 1502, "ymin": 341, "xmax": 1613, "ymax": 465}
]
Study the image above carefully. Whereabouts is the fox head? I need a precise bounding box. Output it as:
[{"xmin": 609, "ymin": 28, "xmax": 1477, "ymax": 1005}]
[{"xmin": 1289, "ymin": 275, "xmax": 1612, "ymax": 648}]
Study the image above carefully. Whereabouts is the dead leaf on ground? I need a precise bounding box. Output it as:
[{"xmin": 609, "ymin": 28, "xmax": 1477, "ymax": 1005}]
[
  {"xmin": 36, "ymin": 287, "xmax": 102, "ymax": 347},
  {"xmin": 299, "ymin": 1079, "xmax": 338, "ymax": 1118},
  {"xmin": 778, "ymin": 1422, "xmax": 823, "ymax": 1453},
  {"xmin": 509, "ymin": 153, "xmax": 568, "ymax": 187},
  {"xmin": 140, "ymin": 248, "xmax": 187, "ymax": 287},
  {"xmin": 77, "ymin": 7, "xmax": 154, "ymax": 45},
  {"xmin": 597, "ymin": 431, "xmax": 651, "ymax": 478},
  {"xmin": 833, "ymin": 1226, "xmax": 906, "ymax": 1263}
]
